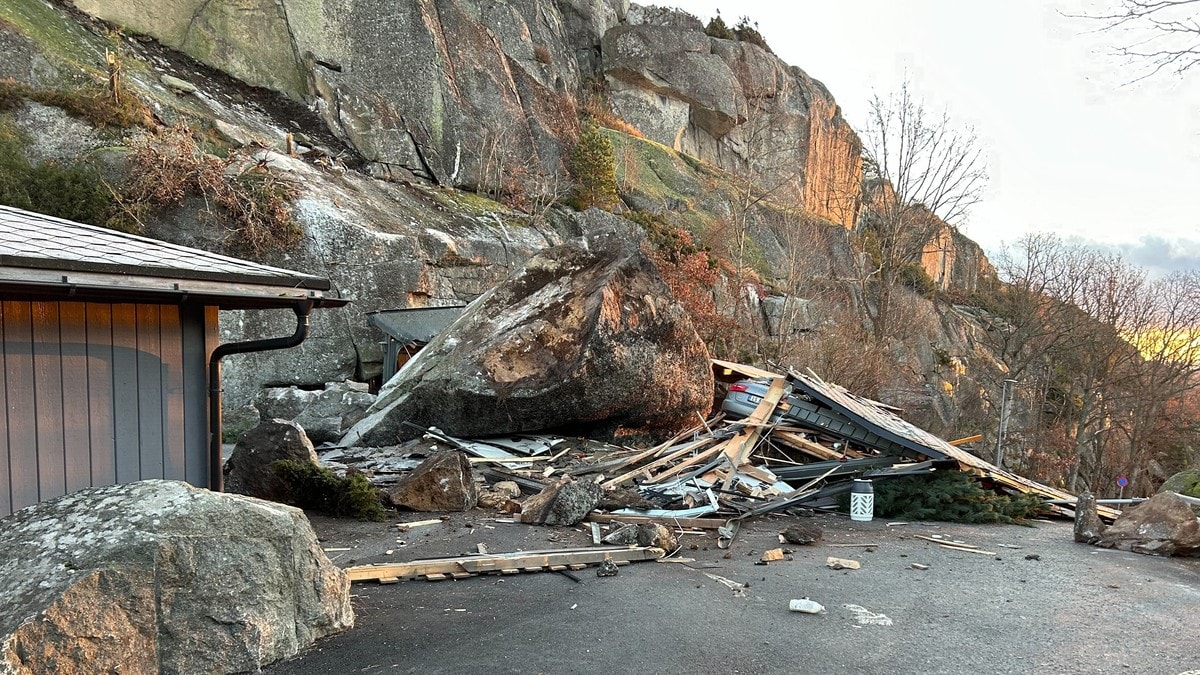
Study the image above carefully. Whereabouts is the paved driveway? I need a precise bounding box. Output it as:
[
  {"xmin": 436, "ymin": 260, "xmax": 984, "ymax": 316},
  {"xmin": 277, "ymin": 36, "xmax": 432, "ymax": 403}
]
[{"xmin": 271, "ymin": 513, "xmax": 1200, "ymax": 675}]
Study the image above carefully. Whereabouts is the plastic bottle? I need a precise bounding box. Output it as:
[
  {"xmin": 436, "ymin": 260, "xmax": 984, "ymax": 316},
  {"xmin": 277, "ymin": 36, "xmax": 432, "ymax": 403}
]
[{"xmin": 788, "ymin": 598, "xmax": 826, "ymax": 614}]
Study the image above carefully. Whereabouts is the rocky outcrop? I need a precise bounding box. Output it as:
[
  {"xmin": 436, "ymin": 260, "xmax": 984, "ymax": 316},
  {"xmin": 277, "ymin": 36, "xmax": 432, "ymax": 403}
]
[
  {"xmin": 919, "ymin": 220, "xmax": 995, "ymax": 295},
  {"xmin": 67, "ymin": 0, "xmax": 628, "ymax": 195},
  {"xmin": 223, "ymin": 419, "xmax": 320, "ymax": 503},
  {"xmin": 0, "ymin": 480, "xmax": 352, "ymax": 674},
  {"xmin": 602, "ymin": 20, "xmax": 862, "ymax": 228},
  {"xmin": 340, "ymin": 220, "xmax": 714, "ymax": 445}
]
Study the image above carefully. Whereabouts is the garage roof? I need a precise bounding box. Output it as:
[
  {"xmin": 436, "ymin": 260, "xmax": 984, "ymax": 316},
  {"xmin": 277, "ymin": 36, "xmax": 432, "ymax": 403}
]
[{"xmin": 0, "ymin": 205, "xmax": 347, "ymax": 309}]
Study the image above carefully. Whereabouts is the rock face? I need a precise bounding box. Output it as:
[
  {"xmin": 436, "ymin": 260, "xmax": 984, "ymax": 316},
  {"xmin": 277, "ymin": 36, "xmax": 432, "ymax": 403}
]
[
  {"xmin": 256, "ymin": 382, "xmax": 377, "ymax": 444},
  {"xmin": 519, "ymin": 476, "xmax": 603, "ymax": 526},
  {"xmin": 341, "ymin": 224, "xmax": 713, "ymax": 445},
  {"xmin": 1073, "ymin": 491, "xmax": 1106, "ymax": 544},
  {"xmin": 1159, "ymin": 469, "xmax": 1200, "ymax": 499},
  {"xmin": 385, "ymin": 451, "xmax": 477, "ymax": 512},
  {"xmin": 223, "ymin": 419, "xmax": 320, "ymax": 503},
  {"xmin": 602, "ymin": 19, "xmax": 862, "ymax": 228},
  {"xmin": 0, "ymin": 480, "xmax": 352, "ymax": 674},
  {"xmin": 68, "ymin": 0, "xmax": 627, "ymax": 195},
  {"xmin": 1096, "ymin": 492, "xmax": 1200, "ymax": 556}
]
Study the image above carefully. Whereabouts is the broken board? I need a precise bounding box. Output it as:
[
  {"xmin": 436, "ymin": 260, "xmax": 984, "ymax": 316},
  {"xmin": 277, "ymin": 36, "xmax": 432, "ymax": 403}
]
[{"xmin": 344, "ymin": 546, "xmax": 664, "ymax": 583}]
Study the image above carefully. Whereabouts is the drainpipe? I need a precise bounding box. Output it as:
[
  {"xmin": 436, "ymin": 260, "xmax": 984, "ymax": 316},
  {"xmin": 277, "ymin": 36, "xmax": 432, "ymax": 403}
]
[{"xmin": 208, "ymin": 301, "xmax": 313, "ymax": 492}]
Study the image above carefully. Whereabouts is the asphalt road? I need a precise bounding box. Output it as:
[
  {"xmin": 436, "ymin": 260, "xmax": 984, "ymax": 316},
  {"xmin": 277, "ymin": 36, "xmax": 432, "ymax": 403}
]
[{"xmin": 270, "ymin": 513, "xmax": 1200, "ymax": 675}]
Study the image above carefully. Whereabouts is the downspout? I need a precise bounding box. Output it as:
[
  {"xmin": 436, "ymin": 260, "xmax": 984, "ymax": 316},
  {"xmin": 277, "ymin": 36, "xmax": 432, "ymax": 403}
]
[{"xmin": 208, "ymin": 301, "xmax": 313, "ymax": 491}]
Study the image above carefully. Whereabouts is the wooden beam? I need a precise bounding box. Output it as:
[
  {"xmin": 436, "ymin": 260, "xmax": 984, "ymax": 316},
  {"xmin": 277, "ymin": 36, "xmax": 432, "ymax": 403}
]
[
  {"xmin": 585, "ymin": 513, "xmax": 728, "ymax": 529},
  {"xmin": 601, "ymin": 437, "xmax": 716, "ymax": 489},
  {"xmin": 344, "ymin": 546, "xmax": 664, "ymax": 583},
  {"xmin": 948, "ymin": 434, "xmax": 983, "ymax": 446}
]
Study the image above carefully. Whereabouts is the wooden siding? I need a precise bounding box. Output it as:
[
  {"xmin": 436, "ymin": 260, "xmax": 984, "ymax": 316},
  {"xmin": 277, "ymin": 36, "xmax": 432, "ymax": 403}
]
[{"xmin": 0, "ymin": 300, "xmax": 211, "ymax": 518}]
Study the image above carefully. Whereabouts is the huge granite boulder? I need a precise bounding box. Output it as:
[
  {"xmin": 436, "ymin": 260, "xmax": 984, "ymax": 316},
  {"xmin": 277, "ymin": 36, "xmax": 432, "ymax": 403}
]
[
  {"xmin": 223, "ymin": 418, "xmax": 321, "ymax": 503},
  {"xmin": 0, "ymin": 480, "xmax": 352, "ymax": 674},
  {"xmin": 1096, "ymin": 491, "xmax": 1200, "ymax": 557},
  {"xmin": 341, "ymin": 225, "xmax": 713, "ymax": 445},
  {"xmin": 1159, "ymin": 468, "xmax": 1200, "ymax": 499},
  {"xmin": 256, "ymin": 382, "xmax": 377, "ymax": 444}
]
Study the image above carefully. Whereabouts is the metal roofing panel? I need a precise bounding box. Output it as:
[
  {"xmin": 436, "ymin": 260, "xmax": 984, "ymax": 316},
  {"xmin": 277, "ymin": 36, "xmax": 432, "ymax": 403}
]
[
  {"xmin": 366, "ymin": 306, "xmax": 466, "ymax": 343},
  {"xmin": 0, "ymin": 205, "xmax": 330, "ymax": 290}
]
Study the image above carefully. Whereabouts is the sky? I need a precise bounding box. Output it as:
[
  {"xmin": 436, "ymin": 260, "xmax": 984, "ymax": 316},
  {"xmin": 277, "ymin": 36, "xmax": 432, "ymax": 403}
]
[{"xmin": 668, "ymin": 0, "xmax": 1200, "ymax": 275}]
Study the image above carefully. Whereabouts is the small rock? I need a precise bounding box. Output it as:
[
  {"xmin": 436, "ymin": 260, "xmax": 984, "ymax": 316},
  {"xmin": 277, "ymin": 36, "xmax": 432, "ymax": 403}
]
[
  {"xmin": 597, "ymin": 559, "xmax": 619, "ymax": 577},
  {"xmin": 1024, "ymin": 554, "xmax": 1041, "ymax": 561},
  {"xmin": 160, "ymin": 74, "xmax": 197, "ymax": 94},
  {"xmin": 826, "ymin": 557, "xmax": 861, "ymax": 570},
  {"xmin": 783, "ymin": 523, "xmax": 823, "ymax": 545},
  {"xmin": 519, "ymin": 477, "xmax": 602, "ymax": 526}
]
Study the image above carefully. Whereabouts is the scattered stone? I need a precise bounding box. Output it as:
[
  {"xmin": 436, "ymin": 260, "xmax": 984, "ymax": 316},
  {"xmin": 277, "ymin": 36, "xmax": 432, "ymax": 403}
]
[
  {"xmin": 477, "ymin": 480, "xmax": 523, "ymax": 509},
  {"xmin": 597, "ymin": 488, "xmax": 657, "ymax": 511},
  {"xmin": 385, "ymin": 451, "xmax": 477, "ymax": 512},
  {"xmin": 223, "ymin": 418, "xmax": 320, "ymax": 503},
  {"xmin": 596, "ymin": 559, "xmax": 619, "ymax": 577},
  {"xmin": 1159, "ymin": 468, "xmax": 1200, "ymax": 502},
  {"xmin": 160, "ymin": 74, "xmax": 197, "ymax": 94},
  {"xmin": 1073, "ymin": 491, "xmax": 1106, "ymax": 544},
  {"xmin": 0, "ymin": 480, "xmax": 352, "ymax": 674},
  {"xmin": 602, "ymin": 523, "xmax": 678, "ymax": 551},
  {"xmin": 519, "ymin": 476, "xmax": 603, "ymax": 526},
  {"xmin": 783, "ymin": 522, "xmax": 823, "ymax": 545},
  {"xmin": 1024, "ymin": 554, "xmax": 1041, "ymax": 561},
  {"xmin": 826, "ymin": 557, "xmax": 861, "ymax": 571},
  {"xmin": 341, "ymin": 230, "xmax": 714, "ymax": 445},
  {"xmin": 213, "ymin": 119, "xmax": 252, "ymax": 148},
  {"xmin": 1096, "ymin": 492, "xmax": 1200, "ymax": 556}
]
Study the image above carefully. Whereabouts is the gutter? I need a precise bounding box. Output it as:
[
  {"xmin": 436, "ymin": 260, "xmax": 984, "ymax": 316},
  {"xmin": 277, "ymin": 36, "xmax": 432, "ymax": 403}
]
[{"xmin": 208, "ymin": 301, "xmax": 314, "ymax": 491}]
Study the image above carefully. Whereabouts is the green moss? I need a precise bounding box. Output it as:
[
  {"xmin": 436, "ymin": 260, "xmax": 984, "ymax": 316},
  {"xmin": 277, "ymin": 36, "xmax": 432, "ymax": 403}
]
[
  {"xmin": 0, "ymin": 78, "xmax": 145, "ymax": 128},
  {"xmin": 272, "ymin": 460, "xmax": 387, "ymax": 521},
  {"xmin": 1160, "ymin": 469, "xmax": 1200, "ymax": 498},
  {"xmin": 0, "ymin": 0, "xmax": 110, "ymax": 77},
  {"xmin": 606, "ymin": 129, "xmax": 696, "ymax": 207}
]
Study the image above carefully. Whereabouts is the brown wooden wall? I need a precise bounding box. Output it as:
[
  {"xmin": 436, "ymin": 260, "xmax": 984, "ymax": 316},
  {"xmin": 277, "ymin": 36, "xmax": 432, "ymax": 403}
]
[{"xmin": 0, "ymin": 300, "xmax": 212, "ymax": 517}]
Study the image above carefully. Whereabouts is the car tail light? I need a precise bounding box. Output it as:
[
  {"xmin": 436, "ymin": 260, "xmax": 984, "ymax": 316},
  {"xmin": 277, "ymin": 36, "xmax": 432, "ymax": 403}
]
[{"xmin": 729, "ymin": 383, "xmax": 750, "ymax": 393}]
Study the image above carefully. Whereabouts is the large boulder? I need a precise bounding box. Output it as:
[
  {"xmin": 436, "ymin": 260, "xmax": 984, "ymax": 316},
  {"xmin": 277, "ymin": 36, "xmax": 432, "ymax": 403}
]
[
  {"xmin": 0, "ymin": 480, "xmax": 352, "ymax": 674},
  {"xmin": 256, "ymin": 382, "xmax": 377, "ymax": 444},
  {"xmin": 1096, "ymin": 492, "xmax": 1200, "ymax": 557},
  {"xmin": 341, "ymin": 226, "xmax": 714, "ymax": 445},
  {"xmin": 223, "ymin": 419, "xmax": 320, "ymax": 503},
  {"xmin": 1159, "ymin": 468, "xmax": 1200, "ymax": 499}
]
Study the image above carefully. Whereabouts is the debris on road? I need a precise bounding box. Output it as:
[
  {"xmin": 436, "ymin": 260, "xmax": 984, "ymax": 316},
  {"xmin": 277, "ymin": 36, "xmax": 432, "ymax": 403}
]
[
  {"xmin": 910, "ymin": 563, "xmax": 929, "ymax": 570},
  {"xmin": 596, "ymin": 558, "xmax": 620, "ymax": 577},
  {"xmin": 344, "ymin": 546, "xmax": 663, "ymax": 583},
  {"xmin": 788, "ymin": 598, "xmax": 826, "ymax": 614},
  {"xmin": 826, "ymin": 557, "xmax": 861, "ymax": 570},
  {"xmin": 844, "ymin": 604, "xmax": 893, "ymax": 626},
  {"xmin": 703, "ymin": 572, "xmax": 748, "ymax": 597},
  {"xmin": 760, "ymin": 548, "xmax": 785, "ymax": 562},
  {"xmin": 783, "ymin": 523, "xmax": 822, "ymax": 545}
]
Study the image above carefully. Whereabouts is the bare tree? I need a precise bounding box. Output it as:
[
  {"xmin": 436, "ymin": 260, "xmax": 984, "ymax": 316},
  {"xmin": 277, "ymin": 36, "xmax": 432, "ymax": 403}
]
[
  {"xmin": 1073, "ymin": 0, "xmax": 1200, "ymax": 80},
  {"xmin": 857, "ymin": 81, "xmax": 988, "ymax": 342}
]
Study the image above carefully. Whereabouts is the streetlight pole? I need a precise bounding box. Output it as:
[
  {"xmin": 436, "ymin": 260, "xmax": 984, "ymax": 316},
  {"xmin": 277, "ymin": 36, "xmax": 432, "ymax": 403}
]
[{"xmin": 995, "ymin": 378, "xmax": 1018, "ymax": 468}]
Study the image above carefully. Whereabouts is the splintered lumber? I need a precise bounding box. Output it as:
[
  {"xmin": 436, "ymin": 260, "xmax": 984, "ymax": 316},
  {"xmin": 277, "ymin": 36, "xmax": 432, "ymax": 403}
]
[
  {"xmin": 938, "ymin": 543, "xmax": 996, "ymax": 555},
  {"xmin": 344, "ymin": 546, "xmax": 665, "ymax": 583},
  {"xmin": 602, "ymin": 437, "xmax": 716, "ymax": 488},
  {"xmin": 948, "ymin": 434, "xmax": 983, "ymax": 446},
  {"xmin": 585, "ymin": 512, "xmax": 728, "ymax": 530},
  {"xmin": 771, "ymin": 431, "xmax": 848, "ymax": 461},
  {"xmin": 642, "ymin": 442, "xmax": 728, "ymax": 484}
]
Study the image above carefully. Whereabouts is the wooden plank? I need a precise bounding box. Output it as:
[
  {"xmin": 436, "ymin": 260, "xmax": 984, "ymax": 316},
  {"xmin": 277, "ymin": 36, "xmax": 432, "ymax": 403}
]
[
  {"xmin": 31, "ymin": 301, "xmax": 66, "ymax": 503},
  {"xmin": 568, "ymin": 564, "xmax": 587, "ymax": 571},
  {"xmin": 938, "ymin": 543, "xmax": 996, "ymax": 555},
  {"xmin": 602, "ymin": 437, "xmax": 716, "ymax": 489},
  {"xmin": 771, "ymin": 431, "xmax": 846, "ymax": 461},
  {"xmin": 584, "ymin": 513, "xmax": 727, "ymax": 529},
  {"xmin": 642, "ymin": 442, "xmax": 727, "ymax": 484},
  {"xmin": 136, "ymin": 305, "xmax": 165, "ymax": 480},
  {"xmin": 345, "ymin": 546, "xmax": 663, "ymax": 583},
  {"xmin": 727, "ymin": 377, "xmax": 785, "ymax": 465},
  {"xmin": 424, "ymin": 573, "xmax": 448, "ymax": 582},
  {"xmin": 57, "ymin": 302, "xmax": 92, "ymax": 493},
  {"xmin": 948, "ymin": 434, "xmax": 983, "ymax": 446},
  {"xmin": 85, "ymin": 304, "xmax": 116, "ymax": 488},
  {"xmin": 597, "ymin": 424, "xmax": 701, "ymax": 481},
  {"xmin": 914, "ymin": 534, "xmax": 978, "ymax": 548},
  {"xmin": 110, "ymin": 304, "xmax": 140, "ymax": 484},
  {"xmin": 159, "ymin": 306, "xmax": 186, "ymax": 482}
]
